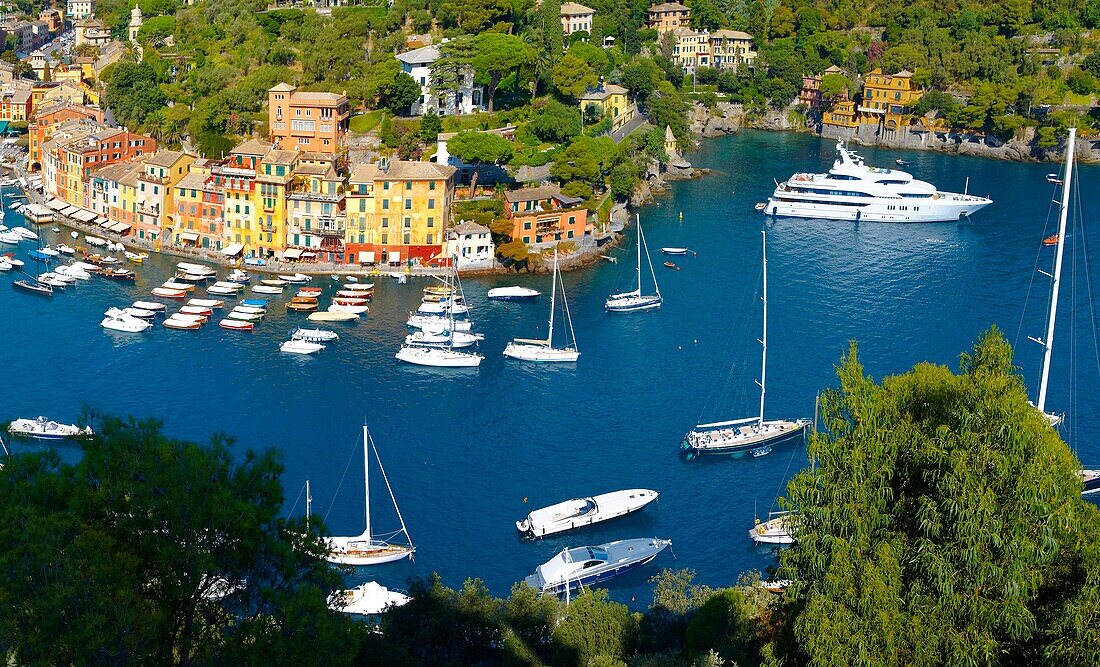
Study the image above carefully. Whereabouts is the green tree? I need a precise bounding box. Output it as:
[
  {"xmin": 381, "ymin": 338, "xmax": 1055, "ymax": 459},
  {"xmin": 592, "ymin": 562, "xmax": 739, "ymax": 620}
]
[
  {"xmin": 105, "ymin": 61, "xmax": 167, "ymax": 128},
  {"xmin": 609, "ymin": 161, "xmax": 638, "ymax": 200},
  {"xmin": 552, "ymin": 53, "xmax": 598, "ymax": 100},
  {"xmin": 550, "ymin": 135, "xmax": 615, "ymax": 187},
  {"xmin": 819, "ymin": 72, "xmax": 849, "ymax": 105},
  {"xmin": 769, "ymin": 330, "xmax": 1100, "ymax": 666},
  {"xmin": 529, "ymin": 99, "xmax": 582, "ymax": 142},
  {"xmin": 471, "ymin": 32, "xmax": 534, "ymax": 111},
  {"xmin": 136, "ymin": 15, "xmax": 175, "ymax": 45},
  {"xmin": 447, "ymin": 131, "xmax": 515, "ymax": 193},
  {"xmin": 382, "ymin": 72, "xmax": 421, "ymax": 114},
  {"xmin": 420, "ymin": 111, "xmax": 443, "ymax": 143},
  {"xmin": 553, "ymin": 589, "xmax": 633, "ymax": 665},
  {"xmin": 621, "ymin": 58, "xmax": 665, "ymax": 108}
]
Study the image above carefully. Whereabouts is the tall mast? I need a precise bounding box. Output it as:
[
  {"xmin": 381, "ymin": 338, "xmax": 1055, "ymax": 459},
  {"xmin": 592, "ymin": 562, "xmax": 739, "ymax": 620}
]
[
  {"xmin": 306, "ymin": 479, "xmax": 312, "ymax": 518},
  {"xmin": 636, "ymin": 214, "xmax": 643, "ymax": 293},
  {"xmin": 362, "ymin": 424, "xmax": 371, "ymax": 539},
  {"xmin": 1037, "ymin": 127, "xmax": 1076, "ymax": 413},
  {"xmin": 758, "ymin": 230, "xmax": 768, "ymax": 428},
  {"xmin": 547, "ymin": 248, "xmax": 558, "ymax": 346}
]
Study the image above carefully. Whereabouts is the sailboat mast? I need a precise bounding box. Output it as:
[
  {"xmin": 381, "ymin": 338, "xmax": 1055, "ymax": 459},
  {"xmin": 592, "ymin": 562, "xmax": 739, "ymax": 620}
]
[
  {"xmin": 306, "ymin": 479, "xmax": 312, "ymax": 517},
  {"xmin": 362, "ymin": 424, "xmax": 371, "ymax": 539},
  {"xmin": 635, "ymin": 214, "xmax": 642, "ymax": 293},
  {"xmin": 758, "ymin": 230, "xmax": 768, "ymax": 429},
  {"xmin": 1037, "ymin": 127, "xmax": 1076, "ymax": 413},
  {"xmin": 547, "ymin": 248, "xmax": 558, "ymax": 346}
]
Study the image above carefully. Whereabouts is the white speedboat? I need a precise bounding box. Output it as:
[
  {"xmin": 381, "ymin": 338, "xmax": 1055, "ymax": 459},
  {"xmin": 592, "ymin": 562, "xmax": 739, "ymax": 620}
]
[
  {"xmin": 161, "ymin": 281, "xmax": 195, "ymax": 291},
  {"xmin": 151, "ymin": 287, "xmax": 186, "ymax": 299},
  {"xmin": 293, "ymin": 328, "xmax": 339, "ymax": 342},
  {"xmin": 279, "ymin": 273, "xmax": 311, "ymax": 283},
  {"xmin": 211, "ymin": 281, "xmax": 243, "ymax": 290},
  {"xmin": 206, "ymin": 285, "xmax": 239, "ymax": 295},
  {"xmin": 280, "ymin": 339, "xmax": 324, "ymax": 354},
  {"xmin": 179, "ymin": 305, "xmax": 214, "ymax": 316},
  {"xmin": 523, "ymin": 538, "xmax": 671, "ymax": 595},
  {"xmin": 395, "ymin": 345, "xmax": 483, "ymax": 367},
  {"xmin": 177, "ymin": 262, "xmax": 216, "ymax": 276},
  {"xmin": 101, "ymin": 307, "xmax": 152, "ymax": 333},
  {"xmin": 416, "ymin": 300, "xmax": 468, "ymax": 316},
  {"xmin": 56, "ymin": 243, "xmax": 76, "ymax": 255},
  {"xmin": 606, "ymin": 215, "xmax": 662, "ymax": 313},
  {"xmin": 188, "ymin": 298, "xmax": 224, "ymax": 308},
  {"xmin": 226, "ymin": 269, "xmax": 251, "ymax": 283},
  {"xmin": 226, "ymin": 310, "xmax": 263, "ymax": 322},
  {"xmin": 133, "ymin": 300, "xmax": 166, "ymax": 312},
  {"xmin": 163, "ymin": 315, "xmax": 202, "ymax": 330},
  {"xmin": 749, "ymin": 511, "xmax": 795, "ymax": 545},
  {"xmin": 55, "ymin": 264, "xmax": 91, "ymax": 280},
  {"xmin": 505, "ymin": 249, "xmax": 579, "ymax": 363},
  {"xmin": 342, "ymin": 283, "xmax": 374, "ymax": 292},
  {"xmin": 123, "ymin": 307, "xmax": 157, "ymax": 319},
  {"xmin": 3, "ymin": 255, "xmax": 22, "ymax": 268},
  {"xmin": 404, "ymin": 329, "xmax": 482, "ymax": 348},
  {"xmin": 406, "ymin": 314, "xmax": 472, "ymax": 332},
  {"xmin": 487, "ymin": 286, "xmax": 540, "ymax": 300},
  {"xmin": 8, "ymin": 416, "xmax": 92, "ymax": 440},
  {"xmin": 0, "ymin": 231, "xmax": 20, "ymax": 244},
  {"xmin": 661, "ymin": 247, "xmax": 689, "ymax": 255},
  {"xmin": 329, "ymin": 303, "xmax": 369, "ymax": 315},
  {"xmin": 10, "ymin": 226, "xmax": 37, "ymax": 241},
  {"xmin": 219, "ymin": 318, "xmax": 254, "ymax": 331},
  {"xmin": 326, "ymin": 425, "xmax": 416, "ymax": 566},
  {"xmin": 762, "ymin": 140, "xmax": 992, "ymax": 222},
  {"xmin": 251, "ymin": 285, "xmax": 283, "ymax": 295},
  {"xmin": 516, "ymin": 489, "xmax": 659, "ymax": 538},
  {"xmin": 0, "ymin": 257, "xmax": 10, "ymax": 271},
  {"xmin": 331, "ymin": 582, "xmax": 411, "ymax": 616}
]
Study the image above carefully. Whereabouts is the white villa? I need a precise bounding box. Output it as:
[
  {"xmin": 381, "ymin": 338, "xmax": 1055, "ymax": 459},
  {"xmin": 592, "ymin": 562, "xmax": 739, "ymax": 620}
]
[
  {"xmin": 396, "ymin": 42, "xmax": 486, "ymax": 117},
  {"xmin": 446, "ymin": 220, "xmax": 495, "ymax": 270}
]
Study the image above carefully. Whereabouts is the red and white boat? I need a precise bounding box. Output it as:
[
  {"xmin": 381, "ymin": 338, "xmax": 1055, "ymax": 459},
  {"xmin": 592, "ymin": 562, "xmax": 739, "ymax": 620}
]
[
  {"xmin": 336, "ymin": 289, "xmax": 372, "ymax": 299},
  {"xmin": 179, "ymin": 305, "xmax": 214, "ymax": 317},
  {"xmin": 219, "ymin": 318, "xmax": 254, "ymax": 331},
  {"xmin": 298, "ymin": 287, "xmax": 323, "ymax": 298},
  {"xmin": 334, "ymin": 297, "xmax": 369, "ymax": 306},
  {"xmin": 163, "ymin": 316, "xmax": 202, "ymax": 330},
  {"xmin": 151, "ymin": 287, "xmax": 186, "ymax": 299}
]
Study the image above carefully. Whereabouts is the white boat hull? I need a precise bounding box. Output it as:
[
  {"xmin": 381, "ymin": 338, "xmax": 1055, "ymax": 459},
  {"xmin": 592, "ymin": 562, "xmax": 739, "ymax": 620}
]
[
  {"xmin": 503, "ymin": 342, "xmax": 579, "ymax": 362},
  {"xmin": 517, "ymin": 489, "xmax": 658, "ymax": 537},
  {"xmin": 396, "ymin": 345, "xmax": 482, "ymax": 367},
  {"xmin": 762, "ymin": 197, "xmax": 990, "ymax": 222}
]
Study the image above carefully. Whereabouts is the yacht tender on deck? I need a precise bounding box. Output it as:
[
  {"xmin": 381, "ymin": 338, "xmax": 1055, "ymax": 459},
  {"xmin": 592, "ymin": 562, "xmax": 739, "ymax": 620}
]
[{"xmin": 762, "ymin": 141, "xmax": 991, "ymax": 222}]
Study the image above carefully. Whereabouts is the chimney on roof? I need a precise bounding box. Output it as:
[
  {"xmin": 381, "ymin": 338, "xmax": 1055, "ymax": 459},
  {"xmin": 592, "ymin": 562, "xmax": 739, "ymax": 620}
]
[{"xmin": 380, "ymin": 156, "xmax": 389, "ymax": 173}]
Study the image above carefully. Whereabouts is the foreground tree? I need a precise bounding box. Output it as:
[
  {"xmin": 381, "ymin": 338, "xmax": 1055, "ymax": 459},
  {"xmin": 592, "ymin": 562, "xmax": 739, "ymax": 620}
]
[
  {"xmin": 446, "ymin": 131, "xmax": 514, "ymax": 193},
  {"xmin": 769, "ymin": 329, "xmax": 1100, "ymax": 667},
  {"xmin": 0, "ymin": 416, "xmax": 361, "ymax": 664}
]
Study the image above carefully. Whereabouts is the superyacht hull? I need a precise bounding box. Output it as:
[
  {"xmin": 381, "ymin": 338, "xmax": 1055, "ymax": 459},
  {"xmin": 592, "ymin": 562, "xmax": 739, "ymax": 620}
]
[{"xmin": 762, "ymin": 197, "xmax": 989, "ymax": 223}]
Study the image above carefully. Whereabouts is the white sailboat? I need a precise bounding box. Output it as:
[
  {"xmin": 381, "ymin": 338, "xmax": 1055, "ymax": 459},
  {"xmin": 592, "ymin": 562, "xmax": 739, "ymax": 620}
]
[
  {"xmin": 504, "ymin": 248, "xmax": 579, "ymax": 362},
  {"xmin": 605, "ymin": 214, "xmax": 662, "ymax": 312},
  {"xmin": 1024, "ymin": 128, "xmax": 1100, "ymax": 494},
  {"xmin": 397, "ymin": 257, "xmax": 483, "ymax": 367},
  {"xmin": 325, "ymin": 425, "xmax": 415, "ymax": 566},
  {"xmin": 681, "ymin": 231, "xmax": 811, "ymax": 458}
]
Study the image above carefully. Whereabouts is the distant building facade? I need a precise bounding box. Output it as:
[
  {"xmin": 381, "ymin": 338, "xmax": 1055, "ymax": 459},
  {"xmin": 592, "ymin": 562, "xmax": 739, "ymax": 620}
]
[
  {"xmin": 67, "ymin": 0, "xmax": 95, "ymax": 20},
  {"xmin": 578, "ymin": 82, "xmax": 636, "ymax": 133},
  {"xmin": 267, "ymin": 83, "xmax": 350, "ymax": 153},
  {"xmin": 647, "ymin": 2, "xmax": 690, "ymax": 32},
  {"xmin": 560, "ymin": 2, "xmax": 594, "ymax": 36},
  {"xmin": 857, "ymin": 68, "xmax": 923, "ymax": 129},
  {"xmin": 395, "ymin": 43, "xmax": 485, "ymax": 117},
  {"xmin": 504, "ymin": 184, "xmax": 590, "ymax": 249}
]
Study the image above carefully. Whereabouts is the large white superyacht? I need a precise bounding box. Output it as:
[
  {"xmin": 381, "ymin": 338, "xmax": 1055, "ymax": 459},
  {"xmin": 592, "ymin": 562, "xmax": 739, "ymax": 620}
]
[{"xmin": 760, "ymin": 141, "xmax": 991, "ymax": 222}]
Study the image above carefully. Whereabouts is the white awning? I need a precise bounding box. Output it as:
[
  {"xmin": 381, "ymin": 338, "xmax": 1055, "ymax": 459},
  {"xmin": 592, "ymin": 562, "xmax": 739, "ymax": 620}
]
[
  {"xmin": 180, "ymin": 232, "xmax": 199, "ymax": 242},
  {"xmin": 107, "ymin": 222, "xmax": 131, "ymax": 234},
  {"xmin": 283, "ymin": 248, "xmax": 303, "ymax": 260},
  {"xmin": 73, "ymin": 210, "xmax": 97, "ymax": 222},
  {"xmin": 46, "ymin": 199, "xmax": 67, "ymax": 211},
  {"xmin": 388, "ymin": 252, "xmax": 401, "ymax": 263},
  {"xmin": 60, "ymin": 205, "xmax": 80, "ymax": 217},
  {"xmin": 98, "ymin": 217, "xmax": 113, "ymax": 227},
  {"xmin": 358, "ymin": 251, "xmax": 375, "ymax": 263},
  {"xmin": 221, "ymin": 242, "xmax": 244, "ymax": 257},
  {"xmin": 302, "ymin": 251, "xmax": 317, "ymax": 258}
]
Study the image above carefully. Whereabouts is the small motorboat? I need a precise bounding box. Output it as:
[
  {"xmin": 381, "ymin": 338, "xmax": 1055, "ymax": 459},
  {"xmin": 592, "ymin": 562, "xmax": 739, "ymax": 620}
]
[
  {"xmin": 151, "ymin": 287, "xmax": 186, "ymax": 299},
  {"xmin": 292, "ymin": 328, "xmax": 339, "ymax": 342},
  {"xmin": 660, "ymin": 247, "xmax": 688, "ymax": 256},
  {"xmin": 0, "ymin": 230, "xmax": 20, "ymax": 244},
  {"xmin": 279, "ymin": 273, "xmax": 311, "ymax": 283},
  {"xmin": 163, "ymin": 315, "xmax": 202, "ymax": 330},
  {"xmin": 55, "ymin": 265, "xmax": 91, "ymax": 280},
  {"xmin": 0, "ymin": 257, "xmax": 10, "ymax": 271},
  {"xmin": 261, "ymin": 278, "xmax": 288, "ymax": 287},
  {"xmin": 331, "ymin": 274, "xmax": 340, "ymax": 281},
  {"xmin": 599, "ymin": 255, "xmax": 617, "ymax": 263},
  {"xmin": 85, "ymin": 235, "xmax": 109, "ymax": 247},
  {"xmin": 180, "ymin": 305, "xmax": 214, "ymax": 317},
  {"xmin": 56, "ymin": 243, "xmax": 76, "ymax": 255},
  {"xmin": 516, "ymin": 489, "xmax": 659, "ymax": 538},
  {"xmin": 13, "ymin": 278, "xmax": 54, "ymax": 296},
  {"xmin": 124, "ymin": 251, "xmax": 148, "ymax": 264},
  {"xmin": 206, "ymin": 285, "xmax": 239, "ymax": 296},
  {"xmin": 407, "ymin": 314, "xmax": 471, "ymax": 332},
  {"xmin": 280, "ymin": 339, "xmax": 325, "ymax": 354},
  {"xmin": 286, "ymin": 301, "xmax": 318, "ymax": 312},
  {"xmin": 211, "ymin": 281, "xmax": 244, "ymax": 290},
  {"xmin": 297, "ymin": 287, "xmax": 323, "ymax": 298},
  {"xmin": 522, "ymin": 538, "xmax": 672, "ymax": 594},
  {"xmin": 328, "ymin": 303, "xmax": 368, "ymax": 315},
  {"xmin": 345, "ymin": 275, "xmax": 358, "ymax": 283},
  {"xmin": 251, "ymin": 285, "xmax": 283, "ymax": 295},
  {"xmin": 290, "ymin": 295, "xmax": 318, "ymax": 304},
  {"xmin": 187, "ymin": 298, "xmax": 224, "ymax": 309},
  {"xmin": 226, "ymin": 269, "xmax": 250, "ymax": 283},
  {"xmin": 177, "ymin": 262, "xmax": 216, "ymax": 277},
  {"xmin": 487, "ymin": 286, "xmax": 540, "ymax": 301},
  {"xmin": 754, "ymin": 202, "xmax": 767, "ymax": 211},
  {"xmin": 240, "ymin": 298, "xmax": 268, "ymax": 308},
  {"xmin": 170, "ymin": 312, "xmax": 208, "ymax": 324},
  {"xmin": 663, "ymin": 261, "xmax": 680, "ymax": 270},
  {"xmin": 10, "ymin": 226, "xmax": 37, "ymax": 241},
  {"xmin": 895, "ymin": 159, "xmax": 911, "ymax": 166},
  {"xmin": 749, "ymin": 511, "xmax": 796, "ymax": 545},
  {"xmin": 30, "ymin": 248, "xmax": 57, "ymax": 261},
  {"xmin": 175, "ymin": 273, "xmax": 209, "ymax": 282},
  {"xmin": 133, "ymin": 300, "xmax": 166, "ymax": 312},
  {"xmin": 70, "ymin": 231, "xmax": 78, "ymax": 239},
  {"xmin": 123, "ymin": 307, "xmax": 157, "ymax": 319},
  {"xmin": 334, "ymin": 297, "xmax": 369, "ymax": 306},
  {"xmin": 424, "ymin": 284, "xmax": 453, "ymax": 296},
  {"xmin": 101, "ymin": 307, "xmax": 152, "ymax": 333},
  {"xmin": 219, "ymin": 318, "xmax": 254, "ymax": 331},
  {"xmin": 8, "ymin": 416, "xmax": 92, "ymax": 440},
  {"xmin": 336, "ymin": 289, "xmax": 372, "ymax": 299},
  {"xmin": 161, "ymin": 281, "xmax": 195, "ymax": 291},
  {"xmin": 342, "ymin": 283, "xmax": 375, "ymax": 292},
  {"xmin": 751, "ymin": 445, "xmax": 772, "ymax": 457},
  {"xmin": 330, "ymin": 582, "xmax": 410, "ymax": 616},
  {"xmin": 101, "ymin": 267, "xmax": 136, "ymax": 281},
  {"xmin": 308, "ymin": 310, "xmax": 358, "ymax": 323},
  {"xmin": 226, "ymin": 309, "xmax": 264, "ymax": 322},
  {"xmin": 40, "ymin": 272, "xmax": 75, "ymax": 286},
  {"xmin": 1043, "ymin": 234, "xmax": 1059, "ymax": 246},
  {"xmin": 2, "ymin": 253, "xmax": 21, "ymax": 268},
  {"xmin": 1046, "ymin": 173, "xmax": 1062, "ymax": 185}
]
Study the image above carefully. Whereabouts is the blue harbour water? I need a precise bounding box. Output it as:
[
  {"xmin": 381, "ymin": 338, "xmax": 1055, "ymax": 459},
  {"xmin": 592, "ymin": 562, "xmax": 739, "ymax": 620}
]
[{"xmin": 2, "ymin": 129, "xmax": 1098, "ymax": 605}]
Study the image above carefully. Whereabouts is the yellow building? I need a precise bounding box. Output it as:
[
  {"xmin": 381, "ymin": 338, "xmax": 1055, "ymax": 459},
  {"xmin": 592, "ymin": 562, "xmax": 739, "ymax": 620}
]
[
  {"xmin": 133, "ymin": 150, "xmax": 195, "ymax": 243},
  {"xmin": 578, "ymin": 83, "xmax": 636, "ymax": 133},
  {"xmin": 345, "ymin": 159, "xmax": 455, "ymax": 267},
  {"xmin": 823, "ymin": 100, "xmax": 859, "ymax": 129},
  {"xmin": 287, "ymin": 153, "xmax": 345, "ymax": 263},
  {"xmin": 253, "ymin": 148, "xmax": 298, "ymax": 257},
  {"xmin": 858, "ymin": 69, "xmax": 922, "ymax": 130}
]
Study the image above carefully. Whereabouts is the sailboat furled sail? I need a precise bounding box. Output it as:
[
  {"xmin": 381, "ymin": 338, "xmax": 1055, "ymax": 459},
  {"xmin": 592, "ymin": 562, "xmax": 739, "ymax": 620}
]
[
  {"xmin": 504, "ymin": 248, "xmax": 580, "ymax": 362},
  {"xmin": 325, "ymin": 425, "xmax": 415, "ymax": 566},
  {"xmin": 605, "ymin": 214, "xmax": 662, "ymax": 313},
  {"xmin": 681, "ymin": 230, "xmax": 810, "ymax": 458}
]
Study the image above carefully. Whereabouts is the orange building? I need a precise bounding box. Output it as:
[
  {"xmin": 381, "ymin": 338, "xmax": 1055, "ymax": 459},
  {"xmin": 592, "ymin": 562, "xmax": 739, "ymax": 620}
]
[
  {"xmin": 647, "ymin": 2, "xmax": 690, "ymax": 32},
  {"xmin": 29, "ymin": 101, "xmax": 104, "ymax": 171},
  {"xmin": 267, "ymin": 83, "xmax": 350, "ymax": 154},
  {"xmin": 858, "ymin": 68, "xmax": 923, "ymax": 129},
  {"xmin": 503, "ymin": 184, "xmax": 590, "ymax": 248}
]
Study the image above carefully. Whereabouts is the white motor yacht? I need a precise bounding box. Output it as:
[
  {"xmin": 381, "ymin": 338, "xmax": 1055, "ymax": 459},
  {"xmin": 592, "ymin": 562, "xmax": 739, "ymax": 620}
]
[
  {"xmin": 101, "ymin": 307, "xmax": 152, "ymax": 333},
  {"xmin": 516, "ymin": 489, "xmax": 659, "ymax": 538}
]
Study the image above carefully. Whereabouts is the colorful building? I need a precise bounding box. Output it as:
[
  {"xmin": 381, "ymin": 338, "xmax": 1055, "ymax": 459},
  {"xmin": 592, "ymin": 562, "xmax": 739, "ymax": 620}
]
[
  {"xmin": 172, "ymin": 170, "xmax": 225, "ymax": 250},
  {"xmin": 578, "ymin": 83, "xmax": 636, "ymax": 133},
  {"xmin": 345, "ymin": 159, "xmax": 455, "ymax": 266},
  {"xmin": 822, "ymin": 100, "xmax": 858, "ymax": 129},
  {"xmin": 253, "ymin": 148, "xmax": 298, "ymax": 256},
  {"xmin": 670, "ymin": 29, "xmax": 756, "ymax": 73},
  {"xmin": 267, "ymin": 83, "xmax": 350, "ymax": 154},
  {"xmin": 447, "ymin": 221, "xmax": 494, "ymax": 270},
  {"xmin": 29, "ymin": 103, "xmax": 103, "ymax": 172},
  {"xmin": 560, "ymin": 2, "xmax": 594, "ymax": 36},
  {"xmin": 211, "ymin": 138, "xmax": 269, "ymax": 255},
  {"xmin": 286, "ymin": 154, "xmax": 345, "ymax": 263},
  {"xmin": 504, "ymin": 184, "xmax": 590, "ymax": 249},
  {"xmin": 858, "ymin": 69, "xmax": 923, "ymax": 130},
  {"xmin": 396, "ymin": 43, "xmax": 486, "ymax": 117},
  {"xmin": 135, "ymin": 150, "xmax": 195, "ymax": 243},
  {"xmin": 799, "ymin": 65, "xmax": 846, "ymax": 109},
  {"xmin": 647, "ymin": 2, "xmax": 690, "ymax": 32}
]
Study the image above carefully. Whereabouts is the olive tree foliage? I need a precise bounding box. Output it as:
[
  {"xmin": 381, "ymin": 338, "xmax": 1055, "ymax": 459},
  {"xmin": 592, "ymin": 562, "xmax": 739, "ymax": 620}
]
[{"xmin": 768, "ymin": 328, "xmax": 1100, "ymax": 667}]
